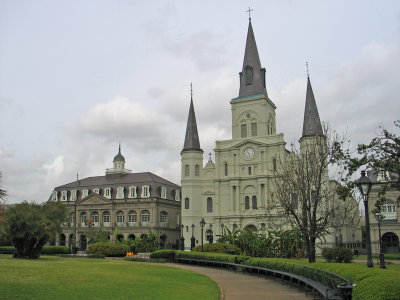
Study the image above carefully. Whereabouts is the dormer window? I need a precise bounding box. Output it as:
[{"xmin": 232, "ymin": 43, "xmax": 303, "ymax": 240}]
[
  {"xmin": 141, "ymin": 185, "xmax": 150, "ymax": 198},
  {"xmin": 104, "ymin": 188, "xmax": 111, "ymax": 199},
  {"xmin": 82, "ymin": 189, "xmax": 89, "ymax": 198},
  {"xmin": 161, "ymin": 186, "xmax": 167, "ymax": 199},
  {"xmin": 382, "ymin": 200, "xmax": 396, "ymax": 220},
  {"xmin": 51, "ymin": 191, "xmax": 58, "ymax": 202},
  {"xmin": 70, "ymin": 190, "xmax": 77, "ymax": 201},
  {"xmin": 129, "ymin": 186, "xmax": 137, "ymax": 198},
  {"xmin": 93, "ymin": 188, "xmax": 100, "ymax": 194},
  {"xmin": 61, "ymin": 190, "xmax": 67, "ymax": 201},
  {"xmin": 116, "ymin": 186, "xmax": 125, "ymax": 199},
  {"xmin": 245, "ymin": 65, "xmax": 253, "ymax": 85},
  {"xmin": 174, "ymin": 190, "xmax": 180, "ymax": 201}
]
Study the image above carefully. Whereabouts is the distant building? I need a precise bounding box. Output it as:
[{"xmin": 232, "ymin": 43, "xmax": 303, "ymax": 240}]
[
  {"xmin": 367, "ymin": 169, "xmax": 399, "ymax": 253},
  {"xmin": 48, "ymin": 146, "xmax": 181, "ymax": 250}
]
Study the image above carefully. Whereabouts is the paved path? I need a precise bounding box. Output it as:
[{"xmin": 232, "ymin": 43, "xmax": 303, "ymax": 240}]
[{"xmin": 164, "ymin": 263, "xmax": 313, "ymax": 300}]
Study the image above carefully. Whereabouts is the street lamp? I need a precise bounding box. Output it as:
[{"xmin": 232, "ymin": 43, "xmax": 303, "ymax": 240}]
[
  {"xmin": 180, "ymin": 224, "xmax": 185, "ymax": 251},
  {"xmin": 357, "ymin": 170, "xmax": 373, "ymax": 268},
  {"xmin": 191, "ymin": 224, "xmax": 195, "ymax": 250},
  {"xmin": 221, "ymin": 223, "xmax": 224, "ymax": 235},
  {"xmin": 375, "ymin": 213, "xmax": 386, "ymax": 269},
  {"xmin": 200, "ymin": 218, "xmax": 206, "ymax": 252}
]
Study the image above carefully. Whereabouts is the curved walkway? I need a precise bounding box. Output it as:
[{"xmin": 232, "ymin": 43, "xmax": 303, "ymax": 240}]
[{"xmin": 164, "ymin": 263, "xmax": 313, "ymax": 300}]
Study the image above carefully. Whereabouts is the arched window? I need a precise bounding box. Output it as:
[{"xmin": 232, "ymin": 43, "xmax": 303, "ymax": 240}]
[
  {"xmin": 252, "ymin": 196, "xmax": 257, "ymax": 209},
  {"xmin": 116, "ymin": 211, "xmax": 124, "ymax": 223},
  {"xmin": 91, "ymin": 211, "xmax": 99, "ymax": 224},
  {"xmin": 224, "ymin": 163, "xmax": 228, "ymax": 176},
  {"xmin": 245, "ymin": 65, "xmax": 253, "ymax": 85},
  {"xmin": 185, "ymin": 165, "xmax": 189, "ymax": 177},
  {"xmin": 80, "ymin": 212, "xmax": 87, "ymax": 226},
  {"xmin": 207, "ymin": 197, "xmax": 213, "ymax": 213},
  {"xmin": 195, "ymin": 165, "xmax": 200, "ymax": 176},
  {"xmin": 382, "ymin": 200, "xmax": 396, "ymax": 220},
  {"xmin": 273, "ymin": 158, "xmax": 277, "ymax": 172},
  {"xmin": 241, "ymin": 124, "xmax": 247, "ymax": 138},
  {"xmin": 128, "ymin": 234, "xmax": 136, "ymax": 240},
  {"xmin": 160, "ymin": 211, "xmax": 168, "ymax": 226},
  {"xmin": 244, "ymin": 225, "xmax": 257, "ymax": 232},
  {"xmin": 141, "ymin": 210, "xmax": 150, "ymax": 225},
  {"xmin": 251, "ymin": 122, "xmax": 257, "ymax": 136},
  {"xmin": 185, "ymin": 198, "xmax": 189, "ymax": 209},
  {"xmin": 103, "ymin": 211, "xmax": 111, "ymax": 224},
  {"xmin": 128, "ymin": 186, "xmax": 137, "ymax": 198},
  {"xmin": 128, "ymin": 210, "xmax": 137, "ymax": 224},
  {"xmin": 245, "ymin": 196, "xmax": 250, "ymax": 210}
]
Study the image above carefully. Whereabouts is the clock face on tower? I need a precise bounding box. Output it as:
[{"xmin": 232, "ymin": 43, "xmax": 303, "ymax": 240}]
[{"xmin": 243, "ymin": 147, "xmax": 255, "ymax": 159}]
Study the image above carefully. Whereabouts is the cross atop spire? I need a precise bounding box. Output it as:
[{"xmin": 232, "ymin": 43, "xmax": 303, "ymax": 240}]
[
  {"xmin": 306, "ymin": 61, "xmax": 310, "ymax": 78},
  {"xmin": 246, "ymin": 6, "xmax": 253, "ymax": 20},
  {"xmin": 190, "ymin": 83, "xmax": 193, "ymax": 99}
]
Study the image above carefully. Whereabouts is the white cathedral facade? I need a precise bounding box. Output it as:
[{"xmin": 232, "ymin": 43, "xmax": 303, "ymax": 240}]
[{"xmin": 180, "ymin": 19, "xmax": 355, "ymax": 250}]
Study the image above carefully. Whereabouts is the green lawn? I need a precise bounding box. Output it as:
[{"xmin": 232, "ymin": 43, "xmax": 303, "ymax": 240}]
[{"xmin": 0, "ymin": 255, "xmax": 219, "ymax": 300}]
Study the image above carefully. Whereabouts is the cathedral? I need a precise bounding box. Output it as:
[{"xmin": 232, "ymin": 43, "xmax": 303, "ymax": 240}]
[{"xmin": 180, "ymin": 18, "xmax": 354, "ymax": 250}]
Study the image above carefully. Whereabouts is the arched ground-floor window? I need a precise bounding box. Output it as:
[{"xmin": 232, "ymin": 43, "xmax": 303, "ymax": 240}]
[
  {"xmin": 382, "ymin": 232, "xmax": 399, "ymax": 253},
  {"xmin": 80, "ymin": 235, "xmax": 87, "ymax": 250},
  {"xmin": 116, "ymin": 234, "xmax": 124, "ymax": 242},
  {"xmin": 128, "ymin": 234, "xmax": 136, "ymax": 240},
  {"xmin": 60, "ymin": 234, "xmax": 66, "ymax": 246}
]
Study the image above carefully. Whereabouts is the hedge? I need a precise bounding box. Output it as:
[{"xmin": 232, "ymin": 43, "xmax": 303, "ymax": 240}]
[
  {"xmin": 0, "ymin": 246, "xmax": 69, "ymax": 255},
  {"xmin": 191, "ymin": 243, "xmax": 240, "ymax": 254},
  {"xmin": 163, "ymin": 251, "xmax": 400, "ymax": 300},
  {"xmin": 86, "ymin": 242, "xmax": 130, "ymax": 257}
]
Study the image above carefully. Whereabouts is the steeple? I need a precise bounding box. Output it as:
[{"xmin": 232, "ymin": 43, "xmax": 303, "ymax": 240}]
[
  {"xmin": 302, "ymin": 75, "xmax": 323, "ymax": 138},
  {"xmin": 182, "ymin": 87, "xmax": 202, "ymax": 152},
  {"xmin": 238, "ymin": 19, "xmax": 267, "ymax": 98}
]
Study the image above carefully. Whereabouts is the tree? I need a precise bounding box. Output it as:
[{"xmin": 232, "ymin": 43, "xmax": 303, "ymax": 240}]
[
  {"xmin": 0, "ymin": 172, "xmax": 6, "ymax": 204},
  {"xmin": 348, "ymin": 120, "xmax": 400, "ymax": 203},
  {"xmin": 2, "ymin": 201, "xmax": 67, "ymax": 259},
  {"xmin": 269, "ymin": 126, "xmax": 360, "ymax": 263}
]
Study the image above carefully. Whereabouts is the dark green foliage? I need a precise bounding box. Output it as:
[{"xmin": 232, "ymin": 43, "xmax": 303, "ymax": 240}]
[
  {"xmin": 86, "ymin": 242, "xmax": 130, "ymax": 257},
  {"xmin": 217, "ymin": 227, "xmax": 303, "ymax": 258},
  {"xmin": 322, "ymin": 247, "xmax": 353, "ymax": 263},
  {"xmin": 192, "ymin": 243, "xmax": 240, "ymax": 254},
  {"xmin": 0, "ymin": 246, "xmax": 14, "ymax": 254},
  {"xmin": 124, "ymin": 257, "xmax": 167, "ymax": 263},
  {"xmin": 128, "ymin": 231, "xmax": 160, "ymax": 253},
  {"xmin": 150, "ymin": 250, "xmax": 179, "ymax": 259},
  {"xmin": 87, "ymin": 229, "xmax": 110, "ymax": 244},
  {"xmin": 0, "ymin": 245, "xmax": 70, "ymax": 255},
  {"xmin": 352, "ymin": 274, "xmax": 400, "ymax": 300},
  {"xmin": 2, "ymin": 201, "xmax": 67, "ymax": 259}
]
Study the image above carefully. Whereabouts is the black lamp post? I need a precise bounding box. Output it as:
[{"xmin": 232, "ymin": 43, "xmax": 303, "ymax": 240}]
[
  {"xmin": 221, "ymin": 223, "xmax": 224, "ymax": 235},
  {"xmin": 375, "ymin": 213, "xmax": 386, "ymax": 269},
  {"xmin": 191, "ymin": 224, "xmax": 195, "ymax": 250},
  {"xmin": 200, "ymin": 218, "xmax": 206, "ymax": 252},
  {"xmin": 180, "ymin": 224, "xmax": 185, "ymax": 251},
  {"xmin": 357, "ymin": 170, "xmax": 373, "ymax": 268}
]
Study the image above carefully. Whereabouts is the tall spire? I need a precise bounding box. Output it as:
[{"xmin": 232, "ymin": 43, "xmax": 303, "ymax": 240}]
[
  {"xmin": 302, "ymin": 72, "xmax": 323, "ymax": 138},
  {"xmin": 238, "ymin": 19, "xmax": 267, "ymax": 98},
  {"xmin": 182, "ymin": 85, "xmax": 202, "ymax": 152}
]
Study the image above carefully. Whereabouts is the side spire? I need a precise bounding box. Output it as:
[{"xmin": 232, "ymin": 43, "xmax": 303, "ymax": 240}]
[
  {"xmin": 302, "ymin": 66, "xmax": 323, "ymax": 138},
  {"xmin": 182, "ymin": 84, "xmax": 202, "ymax": 152},
  {"xmin": 238, "ymin": 18, "xmax": 267, "ymax": 98}
]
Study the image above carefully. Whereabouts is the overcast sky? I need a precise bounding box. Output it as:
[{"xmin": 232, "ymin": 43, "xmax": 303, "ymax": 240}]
[{"xmin": 1, "ymin": 0, "xmax": 399, "ymax": 204}]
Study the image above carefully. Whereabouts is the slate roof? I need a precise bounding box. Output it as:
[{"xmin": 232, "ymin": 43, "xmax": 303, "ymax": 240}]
[
  {"xmin": 302, "ymin": 76, "xmax": 323, "ymax": 138},
  {"xmin": 182, "ymin": 97, "xmax": 202, "ymax": 152},
  {"xmin": 238, "ymin": 19, "xmax": 268, "ymax": 98}
]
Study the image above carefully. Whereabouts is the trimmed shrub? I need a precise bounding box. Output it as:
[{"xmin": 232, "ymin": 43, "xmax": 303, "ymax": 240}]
[
  {"xmin": 322, "ymin": 247, "xmax": 353, "ymax": 263},
  {"xmin": 0, "ymin": 246, "xmax": 69, "ymax": 255},
  {"xmin": 150, "ymin": 250, "xmax": 178, "ymax": 259},
  {"xmin": 192, "ymin": 243, "xmax": 240, "ymax": 254},
  {"xmin": 41, "ymin": 246, "xmax": 69, "ymax": 255},
  {"xmin": 86, "ymin": 242, "xmax": 129, "ymax": 257}
]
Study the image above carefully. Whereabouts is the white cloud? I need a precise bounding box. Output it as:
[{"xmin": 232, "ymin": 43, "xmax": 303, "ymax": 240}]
[{"xmin": 42, "ymin": 156, "xmax": 64, "ymax": 182}]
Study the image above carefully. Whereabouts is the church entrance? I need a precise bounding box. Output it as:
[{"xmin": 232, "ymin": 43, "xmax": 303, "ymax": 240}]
[
  {"xmin": 80, "ymin": 235, "xmax": 87, "ymax": 250},
  {"xmin": 382, "ymin": 232, "xmax": 399, "ymax": 253},
  {"xmin": 60, "ymin": 234, "xmax": 66, "ymax": 246}
]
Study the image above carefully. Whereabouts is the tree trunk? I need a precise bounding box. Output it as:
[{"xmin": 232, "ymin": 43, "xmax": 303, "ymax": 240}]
[{"xmin": 308, "ymin": 237, "xmax": 316, "ymax": 263}]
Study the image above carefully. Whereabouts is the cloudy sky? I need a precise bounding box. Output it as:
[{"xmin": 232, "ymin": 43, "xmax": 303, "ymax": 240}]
[{"xmin": 1, "ymin": 0, "xmax": 399, "ymax": 204}]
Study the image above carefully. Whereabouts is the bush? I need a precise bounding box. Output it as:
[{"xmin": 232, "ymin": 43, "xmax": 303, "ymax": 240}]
[
  {"xmin": 192, "ymin": 243, "xmax": 240, "ymax": 254},
  {"xmin": 150, "ymin": 250, "xmax": 178, "ymax": 259},
  {"xmin": 0, "ymin": 246, "xmax": 69, "ymax": 255},
  {"xmin": 41, "ymin": 246, "xmax": 69, "ymax": 255},
  {"xmin": 322, "ymin": 247, "xmax": 353, "ymax": 263},
  {"xmin": 86, "ymin": 242, "xmax": 130, "ymax": 257},
  {"xmin": 128, "ymin": 231, "xmax": 160, "ymax": 254}
]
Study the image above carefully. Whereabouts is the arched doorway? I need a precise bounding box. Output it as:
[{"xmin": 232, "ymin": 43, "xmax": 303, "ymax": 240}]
[
  {"xmin": 128, "ymin": 234, "xmax": 136, "ymax": 240},
  {"xmin": 116, "ymin": 234, "xmax": 124, "ymax": 242},
  {"xmin": 80, "ymin": 235, "xmax": 87, "ymax": 250},
  {"xmin": 244, "ymin": 225, "xmax": 257, "ymax": 232},
  {"xmin": 382, "ymin": 232, "xmax": 399, "ymax": 253},
  {"xmin": 60, "ymin": 234, "xmax": 66, "ymax": 246},
  {"xmin": 160, "ymin": 234, "xmax": 167, "ymax": 249},
  {"xmin": 69, "ymin": 234, "xmax": 74, "ymax": 248},
  {"xmin": 206, "ymin": 229, "xmax": 213, "ymax": 244}
]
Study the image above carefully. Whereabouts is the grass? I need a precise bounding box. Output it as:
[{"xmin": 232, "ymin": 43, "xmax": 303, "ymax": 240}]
[{"xmin": 0, "ymin": 255, "xmax": 219, "ymax": 300}]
